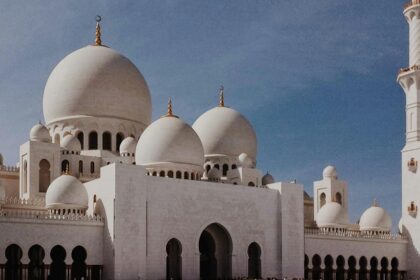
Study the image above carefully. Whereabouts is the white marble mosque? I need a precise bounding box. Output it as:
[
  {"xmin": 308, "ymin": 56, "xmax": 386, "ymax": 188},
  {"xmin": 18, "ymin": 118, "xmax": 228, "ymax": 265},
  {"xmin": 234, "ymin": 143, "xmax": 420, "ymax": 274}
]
[{"xmin": 1, "ymin": 2, "xmax": 420, "ymax": 279}]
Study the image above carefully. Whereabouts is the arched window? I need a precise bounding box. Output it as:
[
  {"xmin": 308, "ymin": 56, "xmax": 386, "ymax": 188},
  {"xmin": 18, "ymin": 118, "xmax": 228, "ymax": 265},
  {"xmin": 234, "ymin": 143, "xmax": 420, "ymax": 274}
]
[
  {"xmin": 71, "ymin": 246, "xmax": 87, "ymax": 280},
  {"xmin": 247, "ymin": 242, "xmax": 261, "ymax": 279},
  {"xmin": 206, "ymin": 164, "xmax": 211, "ymax": 173},
  {"xmin": 370, "ymin": 257, "xmax": 378, "ymax": 280},
  {"xmin": 191, "ymin": 173, "xmax": 195, "ymax": 180},
  {"xmin": 39, "ymin": 159, "xmax": 51, "ymax": 193},
  {"xmin": 312, "ymin": 254, "xmax": 322, "ymax": 280},
  {"xmin": 214, "ymin": 164, "xmax": 220, "ymax": 170},
  {"xmin": 222, "ymin": 164, "xmax": 229, "ymax": 176},
  {"xmin": 152, "ymin": 171, "xmax": 157, "ymax": 176},
  {"xmin": 78, "ymin": 160, "xmax": 83, "ymax": 175},
  {"xmin": 248, "ymin": 182, "xmax": 255, "ymax": 187},
  {"xmin": 380, "ymin": 257, "xmax": 389, "ymax": 280},
  {"xmin": 336, "ymin": 192, "xmax": 342, "ymax": 204},
  {"xmin": 184, "ymin": 172, "xmax": 189, "ymax": 180},
  {"xmin": 166, "ymin": 239, "xmax": 182, "ymax": 280},
  {"xmin": 5, "ymin": 244, "xmax": 23, "ymax": 280},
  {"xmin": 324, "ymin": 255, "xmax": 334, "ymax": 280},
  {"xmin": 160, "ymin": 171, "xmax": 165, "ymax": 177},
  {"xmin": 168, "ymin": 171, "xmax": 174, "ymax": 178},
  {"xmin": 231, "ymin": 164, "xmax": 237, "ymax": 170},
  {"xmin": 61, "ymin": 160, "xmax": 70, "ymax": 173},
  {"xmin": 391, "ymin": 257, "xmax": 399, "ymax": 280},
  {"xmin": 77, "ymin": 132, "xmax": 84, "ymax": 150},
  {"xmin": 50, "ymin": 245, "xmax": 66, "ymax": 280},
  {"xmin": 320, "ymin": 192, "xmax": 326, "ymax": 208},
  {"xmin": 359, "ymin": 256, "xmax": 368, "ymax": 280},
  {"xmin": 28, "ymin": 244, "xmax": 45, "ymax": 280},
  {"xmin": 176, "ymin": 171, "xmax": 182, "ymax": 179},
  {"xmin": 90, "ymin": 162, "xmax": 95, "ymax": 174},
  {"xmin": 89, "ymin": 131, "xmax": 98, "ymax": 150},
  {"xmin": 336, "ymin": 255, "xmax": 345, "ymax": 280},
  {"xmin": 102, "ymin": 132, "xmax": 112, "ymax": 151},
  {"xmin": 348, "ymin": 256, "xmax": 357, "ymax": 280},
  {"xmin": 116, "ymin": 132, "xmax": 124, "ymax": 152},
  {"xmin": 304, "ymin": 255, "xmax": 309, "ymax": 280},
  {"xmin": 23, "ymin": 160, "xmax": 28, "ymax": 194}
]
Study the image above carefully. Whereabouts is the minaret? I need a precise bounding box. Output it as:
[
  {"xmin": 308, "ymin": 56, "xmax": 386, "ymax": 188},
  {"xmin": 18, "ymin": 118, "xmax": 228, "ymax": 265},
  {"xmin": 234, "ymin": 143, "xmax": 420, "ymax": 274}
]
[{"xmin": 398, "ymin": 1, "xmax": 420, "ymax": 276}]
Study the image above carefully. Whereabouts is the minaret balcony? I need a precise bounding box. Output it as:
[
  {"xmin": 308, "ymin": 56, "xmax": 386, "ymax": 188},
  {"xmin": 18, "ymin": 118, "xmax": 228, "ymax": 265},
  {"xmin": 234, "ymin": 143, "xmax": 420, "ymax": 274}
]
[{"xmin": 404, "ymin": 0, "xmax": 420, "ymax": 12}]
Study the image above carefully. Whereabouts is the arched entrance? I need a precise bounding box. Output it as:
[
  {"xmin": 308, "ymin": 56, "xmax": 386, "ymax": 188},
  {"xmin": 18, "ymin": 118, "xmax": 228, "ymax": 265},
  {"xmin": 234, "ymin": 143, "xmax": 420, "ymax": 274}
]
[
  {"xmin": 199, "ymin": 223, "xmax": 232, "ymax": 280},
  {"xmin": 166, "ymin": 238, "xmax": 182, "ymax": 280},
  {"xmin": 247, "ymin": 242, "xmax": 261, "ymax": 279}
]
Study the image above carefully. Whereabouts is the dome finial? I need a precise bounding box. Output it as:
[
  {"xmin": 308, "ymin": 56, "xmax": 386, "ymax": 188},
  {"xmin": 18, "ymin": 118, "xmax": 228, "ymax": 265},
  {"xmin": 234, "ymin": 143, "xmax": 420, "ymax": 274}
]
[
  {"xmin": 372, "ymin": 198, "xmax": 379, "ymax": 207},
  {"xmin": 218, "ymin": 85, "xmax": 224, "ymax": 107},
  {"xmin": 167, "ymin": 97, "xmax": 173, "ymax": 116},
  {"xmin": 95, "ymin": 15, "xmax": 102, "ymax": 46}
]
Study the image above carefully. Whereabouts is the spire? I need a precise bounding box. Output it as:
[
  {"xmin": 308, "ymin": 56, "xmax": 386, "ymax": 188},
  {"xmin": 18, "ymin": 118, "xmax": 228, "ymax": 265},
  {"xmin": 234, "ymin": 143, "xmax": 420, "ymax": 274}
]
[
  {"xmin": 218, "ymin": 85, "xmax": 224, "ymax": 107},
  {"xmin": 95, "ymin": 15, "xmax": 102, "ymax": 46},
  {"xmin": 372, "ymin": 198, "xmax": 379, "ymax": 207},
  {"xmin": 167, "ymin": 98, "xmax": 173, "ymax": 116},
  {"xmin": 162, "ymin": 98, "xmax": 179, "ymax": 118}
]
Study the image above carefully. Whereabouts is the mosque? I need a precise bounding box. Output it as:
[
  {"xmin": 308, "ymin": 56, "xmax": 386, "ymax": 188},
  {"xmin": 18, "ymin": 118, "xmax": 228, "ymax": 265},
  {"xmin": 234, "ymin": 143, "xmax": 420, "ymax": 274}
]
[{"xmin": 2, "ymin": 2, "xmax": 420, "ymax": 280}]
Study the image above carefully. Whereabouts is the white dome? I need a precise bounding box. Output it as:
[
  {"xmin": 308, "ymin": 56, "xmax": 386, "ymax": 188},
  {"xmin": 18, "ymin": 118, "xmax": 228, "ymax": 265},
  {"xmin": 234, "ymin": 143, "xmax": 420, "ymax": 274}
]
[
  {"xmin": 238, "ymin": 153, "xmax": 253, "ymax": 168},
  {"xmin": 30, "ymin": 123, "xmax": 51, "ymax": 142},
  {"xmin": 60, "ymin": 134, "xmax": 81, "ymax": 152},
  {"xmin": 43, "ymin": 45, "xmax": 152, "ymax": 126},
  {"xmin": 45, "ymin": 174, "xmax": 88, "ymax": 210},
  {"xmin": 359, "ymin": 205, "xmax": 392, "ymax": 232},
  {"xmin": 262, "ymin": 173, "xmax": 275, "ymax": 185},
  {"xmin": 136, "ymin": 116, "xmax": 205, "ymax": 167},
  {"xmin": 192, "ymin": 106, "xmax": 257, "ymax": 160},
  {"xmin": 323, "ymin": 165, "xmax": 338, "ymax": 179},
  {"xmin": 120, "ymin": 136, "xmax": 137, "ymax": 155},
  {"xmin": 316, "ymin": 202, "xmax": 348, "ymax": 228}
]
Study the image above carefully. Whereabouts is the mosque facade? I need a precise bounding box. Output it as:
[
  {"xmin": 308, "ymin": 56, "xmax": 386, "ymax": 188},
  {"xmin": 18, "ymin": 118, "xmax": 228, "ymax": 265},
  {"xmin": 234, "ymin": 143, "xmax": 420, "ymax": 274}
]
[{"xmin": 1, "ymin": 2, "xmax": 420, "ymax": 280}]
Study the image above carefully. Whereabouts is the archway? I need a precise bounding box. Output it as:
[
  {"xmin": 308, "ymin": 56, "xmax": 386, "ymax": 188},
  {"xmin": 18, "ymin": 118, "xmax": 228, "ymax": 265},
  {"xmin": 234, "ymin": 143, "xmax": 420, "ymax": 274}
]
[
  {"xmin": 28, "ymin": 245, "xmax": 45, "ymax": 280},
  {"xmin": 324, "ymin": 255, "xmax": 334, "ymax": 280},
  {"xmin": 247, "ymin": 242, "xmax": 261, "ymax": 279},
  {"xmin": 102, "ymin": 132, "xmax": 112, "ymax": 151},
  {"xmin": 391, "ymin": 257, "xmax": 399, "ymax": 280},
  {"xmin": 76, "ymin": 132, "xmax": 84, "ymax": 150},
  {"xmin": 71, "ymin": 246, "xmax": 87, "ymax": 280},
  {"xmin": 370, "ymin": 257, "xmax": 378, "ymax": 280},
  {"xmin": 39, "ymin": 159, "xmax": 51, "ymax": 193},
  {"xmin": 49, "ymin": 245, "xmax": 66, "ymax": 280},
  {"xmin": 199, "ymin": 223, "xmax": 232, "ymax": 280},
  {"xmin": 348, "ymin": 256, "xmax": 357, "ymax": 280},
  {"xmin": 336, "ymin": 255, "xmax": 345, "ymax": 280},
  {"xmin": 166, "ymin": 238, "xmax": 182, "ymax": 280},
  {"xmin": 5, "ymin": 244, "xmax": 22, "ymax": 280},
  {"xmin": 312, "ymin": 254, "xmax": 321, "ymax": 280},
  {"xmin": 89, "ymin": 131, "xmax": 98, "ymax": 150},
  {"xmin": 380, "ymin": 257, "xmax": 389, "ymax": 280},
  {"xmin": 359, "ymin": 256, "xmax": 368, "ymax": 280}
]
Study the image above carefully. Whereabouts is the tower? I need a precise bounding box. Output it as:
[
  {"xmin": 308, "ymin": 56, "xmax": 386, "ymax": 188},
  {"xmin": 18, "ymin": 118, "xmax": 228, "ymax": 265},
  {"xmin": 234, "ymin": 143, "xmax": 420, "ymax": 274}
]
[
  {"xmin": 398, "ymin": 1, "xmax": 420, "ymax": 276},
  {"xmin": 313, "ymin": 165, "xmax": 348, "ymax": 223}
]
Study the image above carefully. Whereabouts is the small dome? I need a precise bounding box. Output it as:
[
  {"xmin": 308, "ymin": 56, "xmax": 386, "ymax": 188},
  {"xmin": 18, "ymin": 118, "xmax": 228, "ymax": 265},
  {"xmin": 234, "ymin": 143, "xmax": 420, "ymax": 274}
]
[
  {"xmin": 61, "ymin": 134, "xmax": 81, "ymax": 152},
  {"xmin": 359, "ymin": 204, "xmax": 392, "ymax": 232},
  {"xmin": 120, "ymin": 136, "xmax": 137, "ymax": 156},
  {"xmin": 43, "ymin": 45, "xmax": 151, "ymax": 127},
  {"xmin": 45, "ymin": 174, "xmax": 88, "ymax": 210},
  {"xmin": 316, "ymin": 202, "xmax": 348, "ymax": 228},
  {"xmin": 193, "ymin": 106, "xmax": 257, "ymax": 160},
  {"xmin": 238, "ymin": 153, "xmax": 253, "ymax": 168},
  {"xmin": 323, "ymin": 165, "xmax": 338, "ymax": 179},
  {"xmin": 262, "ymin": 172, "xmax": 275, "ymax": 185},
  {"xmin": 30, "ymin": 123, "xmax": 51, "ymax": 142},
  {"xmin": 136, "ymin": 116, "xmax": 205, "ymax": 167},
  {"xmin": 207, "ymin": 167, "xmax": 221, "ymax": 181}
]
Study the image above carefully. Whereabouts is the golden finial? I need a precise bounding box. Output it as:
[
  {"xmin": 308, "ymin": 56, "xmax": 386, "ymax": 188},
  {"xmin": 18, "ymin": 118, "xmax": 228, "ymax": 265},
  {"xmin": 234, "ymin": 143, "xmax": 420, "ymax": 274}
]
[
  {"xmin": 162, "ymin": 98, "xmax": 179, "ymax": 118},
  {"xmin": 95, "ymin": 15, "xmax": 102, "ymax": 46},
  {"xmin": 167, "ymin": 98, "xmax": 173, "ymax": 116},
  {"xmin": 218, "ymin": 85, "xmax": 225, "ymax": 107},
  {"xmin": 372, "ymin": 198, "xmax": 378, "ymax": 207}
]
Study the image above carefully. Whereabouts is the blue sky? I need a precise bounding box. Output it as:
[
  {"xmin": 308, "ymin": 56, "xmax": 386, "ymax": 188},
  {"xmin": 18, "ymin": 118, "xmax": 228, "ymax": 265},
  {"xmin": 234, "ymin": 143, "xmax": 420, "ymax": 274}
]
[{"xmin": 0, "ymin": 1, "xmax": 409, "ymax": 228}]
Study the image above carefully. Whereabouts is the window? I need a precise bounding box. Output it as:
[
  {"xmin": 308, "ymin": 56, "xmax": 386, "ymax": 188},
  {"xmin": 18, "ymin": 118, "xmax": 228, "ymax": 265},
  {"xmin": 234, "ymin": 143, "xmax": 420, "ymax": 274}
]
[
  {"xmin": 89, "ymin": 131, "xmax": 98, "ymax": 150},
  {"xmin": 39, "ymin": 159, "xmax": 51, "ymax": 192},
  {"xmin": 61, "ymin": 160, "xmax": 70, "ymax": 173},
  {"xmin": 336, "ymin": 192, "xmax": 342, "ymax": 205},
  {"xmin": 320, "ymin": 193, "xmax": 326, "ymax": 207},
  {"xmin": 77, "ymin": 132, "xmax": 84, "ymax": 150},
  {"xmin": 116, "ymin": 132, "xmax": 124, "ymax": 152},
  {"xmin": 78, "ymin": 160, "xmax": 83, "ymax": 174},
  {"xmin": 90, "ymin": 162, "xmax": 95, "ymax": 174},
  {"xmin": 102, "ymin": 131, "xmax": 112, "ymax": 150},
  {"xmin": 222, "ymin": 164, "xmax": 229, "ymax": 176}
]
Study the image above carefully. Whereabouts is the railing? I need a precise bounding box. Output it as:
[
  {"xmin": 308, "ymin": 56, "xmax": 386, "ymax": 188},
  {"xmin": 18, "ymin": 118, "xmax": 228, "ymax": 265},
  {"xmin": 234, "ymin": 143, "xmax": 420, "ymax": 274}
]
[
  {"xmin": 305, "ymin": 268, "xmax": 406, "ymax": 280},
  {"xmin": 404, "ymin": 0, "xmax": 420, "ymax": 10},
  {"xmin": 0, "ymin": 165, "xmax": 19, "ymax": 172},
  {"xmin": 0, "ymin": 264, "xmax": 102, "ymax": 280},
  {"xmin": 2, "ymin": 196, "xmax": 45, "ymax": 207},
  {"xmin": 0, "ymin": 210, "xmax": 103, "ymax": 223},
  {"xmin": 398, "ymin": 64, "xmax": 420, "ymax": 76},
  {"xmin": 305, "ymin": 227, "xmax": 407, "ymax": 241}
]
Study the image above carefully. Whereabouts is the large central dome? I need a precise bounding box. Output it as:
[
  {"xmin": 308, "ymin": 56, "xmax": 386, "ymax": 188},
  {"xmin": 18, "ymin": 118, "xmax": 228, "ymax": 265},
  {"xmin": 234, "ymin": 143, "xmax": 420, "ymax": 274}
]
[{"xmin": 43, "ymin": 45, "xmax": 152, "ymax": 126}]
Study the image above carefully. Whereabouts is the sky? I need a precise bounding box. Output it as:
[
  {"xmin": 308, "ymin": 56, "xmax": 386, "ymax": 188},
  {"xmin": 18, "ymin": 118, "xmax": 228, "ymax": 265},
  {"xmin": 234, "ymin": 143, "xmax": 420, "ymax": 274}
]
[{"xmin": 0, "ymin": 1, "xmax": 410, "ymax": 228}]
